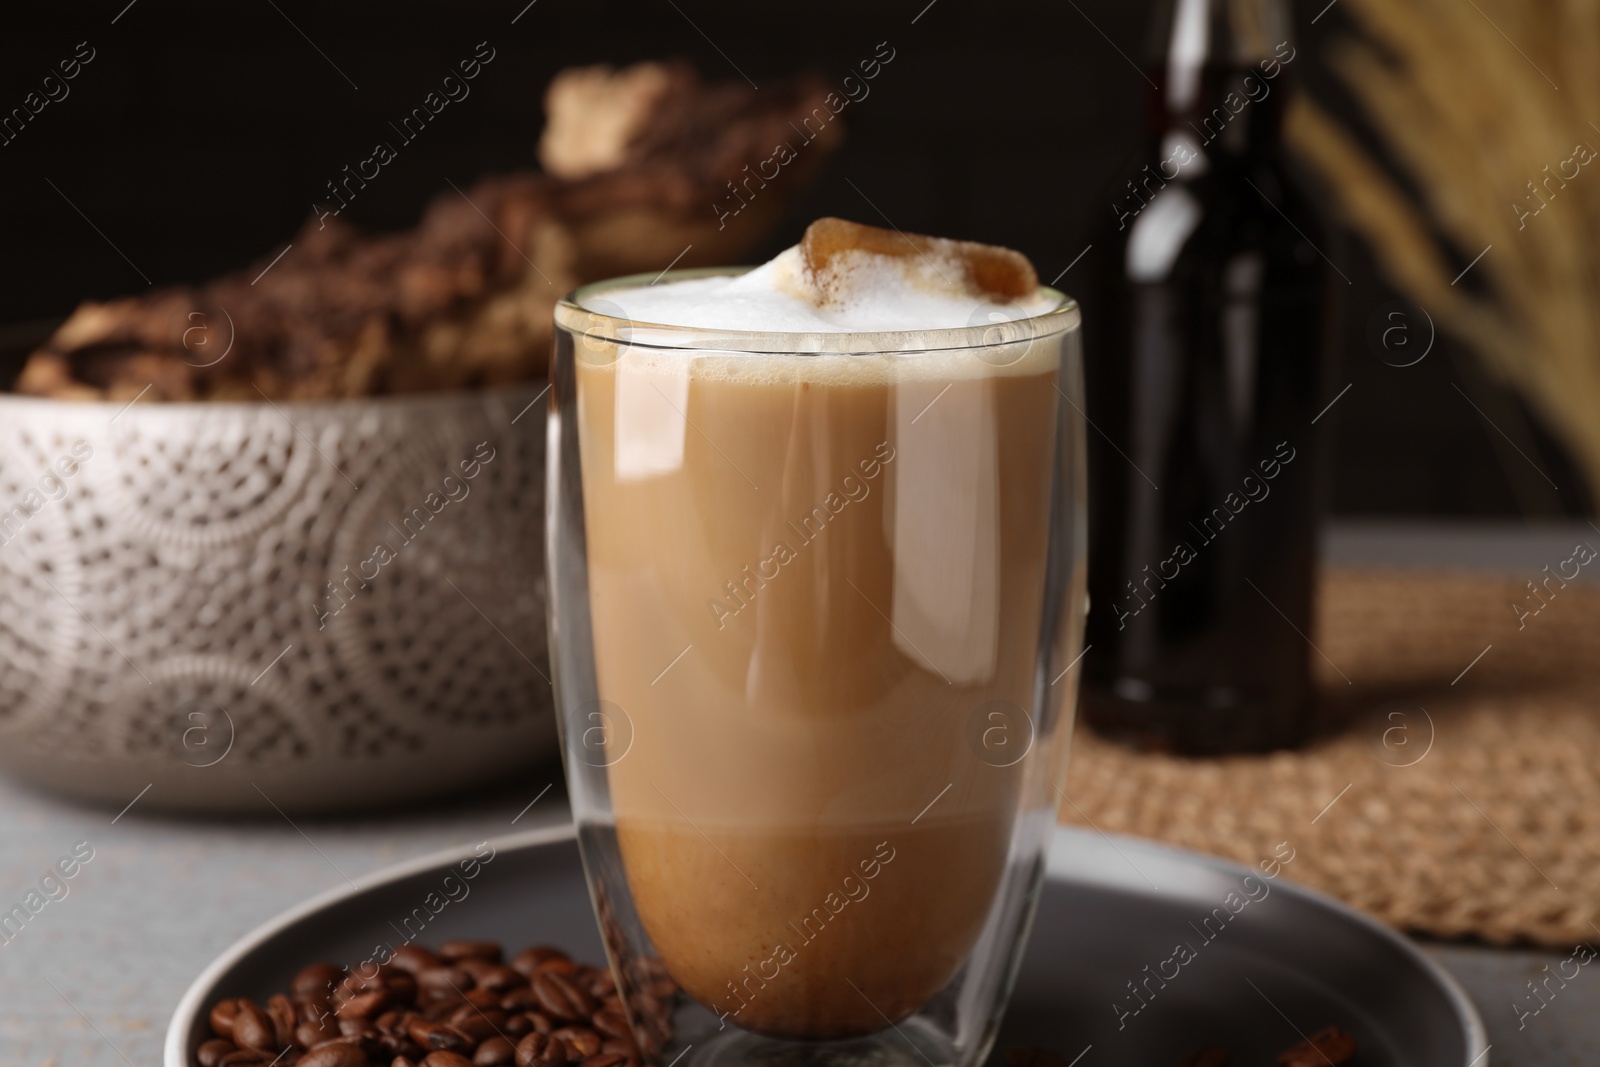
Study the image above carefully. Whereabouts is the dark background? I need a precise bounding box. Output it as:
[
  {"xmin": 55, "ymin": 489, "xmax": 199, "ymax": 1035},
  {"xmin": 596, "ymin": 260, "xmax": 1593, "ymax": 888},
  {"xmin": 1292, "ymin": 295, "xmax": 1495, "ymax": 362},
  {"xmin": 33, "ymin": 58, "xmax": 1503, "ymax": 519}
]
[{"xmin": 0, "ymin": 0, "xmax": 1588, "ymax": 517}]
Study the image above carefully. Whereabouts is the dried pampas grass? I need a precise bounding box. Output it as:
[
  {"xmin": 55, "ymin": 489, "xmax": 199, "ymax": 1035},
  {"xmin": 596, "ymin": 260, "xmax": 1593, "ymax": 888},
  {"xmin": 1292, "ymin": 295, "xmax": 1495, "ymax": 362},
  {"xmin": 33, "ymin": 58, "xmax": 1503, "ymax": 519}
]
[{"xmin": 1288, "ymin": 0, "xmax": 1600, "ymax": 499}]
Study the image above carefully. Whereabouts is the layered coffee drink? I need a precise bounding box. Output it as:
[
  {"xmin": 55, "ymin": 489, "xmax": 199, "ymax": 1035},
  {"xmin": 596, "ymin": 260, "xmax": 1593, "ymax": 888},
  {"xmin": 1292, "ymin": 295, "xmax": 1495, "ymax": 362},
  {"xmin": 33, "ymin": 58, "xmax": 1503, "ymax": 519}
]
[{"xmin": 568, "ymin": 220, "xmax": 1069, "ymax": 1040}]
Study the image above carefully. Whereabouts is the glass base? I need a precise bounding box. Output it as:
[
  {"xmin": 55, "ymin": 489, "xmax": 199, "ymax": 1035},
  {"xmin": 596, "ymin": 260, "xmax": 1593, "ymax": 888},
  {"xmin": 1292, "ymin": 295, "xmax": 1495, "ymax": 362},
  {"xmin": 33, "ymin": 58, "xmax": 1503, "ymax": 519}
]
[{"xmin": 690, "ymin": 1017, "xmax": 956, "ymax": 1067}]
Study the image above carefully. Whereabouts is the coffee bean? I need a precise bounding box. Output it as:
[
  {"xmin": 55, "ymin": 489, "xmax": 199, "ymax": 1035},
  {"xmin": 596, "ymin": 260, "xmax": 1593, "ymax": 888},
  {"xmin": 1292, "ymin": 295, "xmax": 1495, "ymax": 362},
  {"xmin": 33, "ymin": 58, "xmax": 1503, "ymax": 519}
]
[
  {"xmin": 198, "ymin": 940, "xmax": 670, "ymax": 1067},
  {"xmin": 268, "ymin": 994, "xmax": 298, "ymax": 1047},
  {"xmin": 419, "ymin": 967, "xmax": 475, "ymax": 999},
  {"xmin": 388, "ymin": 972, "xmax": 420, "ymax": 1001},
  {"xmin": 297, "ymin": 1022, "xmax": 333, "ymax": 1049},
  {"xmin": 464, "ymin": 988, "xmax": 503, "ymax": 1011},
  {"xmin": 310, "ymin": 1036, "xmax": 362, "ymax": 1049},
  {"xmin": 475, "ymin": 1036, "xmax": 517, "ymax": 1066},
  {"xmin": 338, "ymin": 990, "xmax": 391, "ymax": 1021},
  {"xmin": 551, "ymin": 1027, "xmax": 600, "ymax": 1060},
  {"xmin": 197, "ymin": 1039, "xmax": 236, "ymax": 1067},
  {"xmin": 475, "ymin": 966, "xmax": 526, "ymax": 994},
  {"xmin": 232, "ymin": 1001, "xmax": 276, "ymax": 1052},
  {"xmin": 510, "ymin": 948, "xmax": 570, "ymax": 979},
  {"xmin": 218, "ymin": 1052, "xmax": 269, "ymax": 1066},
  {"xmin": 506, "ymin": 1012, "xmax": 557, "ymax": 1039},
  {"xmin": 210, "ymin": 999, "xmax": 244, "ymax": 1041},
  {"xmin": 441, "ymin": 941, "xmax": 503, "ymax": 964},
  {"xmin": 536, "ymin": 958, "xmax": 579, "ymax": 978},
  {"xmin": 342, "ymin": 969, "xmax": 389, "ymax": 997},
  {"xmin": 313, "ymin": 1035, "xmax": 381, "ymax": 1060},
  {"xmin": 385, "ymin": 946, "xmax": 437, "ymax": 973},
  {"xmin": 1279, "ymin": 1026, "xmax": 1356, "ymax": 1067},
  {"xmin": 291, "ymin": 964, "xmax": 345, "ymax": 1001},
  {"xmin": 514, "ymin": 1033, "xmax": 566, "ymax": 1067},
  {"xmin": 457, "ymin": 958, "xmax": 497, "ymax": 982},
  {"xmin": 298, "ymin": 1044, "xmax": 369, "ymax": 1067},
  {"xmin": 303, "ymin": 1003, "xmax": 341, "ymax": 1033},
  {"xmin": 449, "ymin": 1006, "xmax": 508, "ymax": 1042},
  {"xmin": 500, "ymin": 989, "xmax": 538, "ymax": 1013},
  {"xmin": 531, "ymin": 974, "xmax": 595, "ymax": 1022},
  {"xmin": 409, "ymin": 1018, "xmax": 474, "ymax": 1054}
]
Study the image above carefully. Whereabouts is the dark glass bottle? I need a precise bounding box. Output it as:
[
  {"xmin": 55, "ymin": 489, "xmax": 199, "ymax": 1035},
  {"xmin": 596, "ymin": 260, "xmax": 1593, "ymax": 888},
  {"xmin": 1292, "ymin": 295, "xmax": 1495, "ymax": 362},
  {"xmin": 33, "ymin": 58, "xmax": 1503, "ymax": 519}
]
[{"xmin": 1079, "ymin": 0, "xmax": 1334, "ymax": 753}]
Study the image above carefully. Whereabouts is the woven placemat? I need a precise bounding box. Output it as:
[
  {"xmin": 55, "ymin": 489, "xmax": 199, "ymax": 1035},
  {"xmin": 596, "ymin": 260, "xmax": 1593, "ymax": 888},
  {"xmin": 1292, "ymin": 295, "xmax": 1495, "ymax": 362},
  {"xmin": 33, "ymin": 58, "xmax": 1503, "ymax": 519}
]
[{"xmin": 1061, "ymin": 566, "xmax": 1600, "ymax": 947}]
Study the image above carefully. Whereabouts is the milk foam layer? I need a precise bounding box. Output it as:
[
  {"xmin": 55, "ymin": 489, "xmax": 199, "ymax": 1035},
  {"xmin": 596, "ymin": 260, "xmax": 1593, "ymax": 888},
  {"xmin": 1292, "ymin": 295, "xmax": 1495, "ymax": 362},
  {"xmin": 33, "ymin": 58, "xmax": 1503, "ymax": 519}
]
[{"xmin": 591, "ymin": 246, "xmax": 1060, "ymax": 334}]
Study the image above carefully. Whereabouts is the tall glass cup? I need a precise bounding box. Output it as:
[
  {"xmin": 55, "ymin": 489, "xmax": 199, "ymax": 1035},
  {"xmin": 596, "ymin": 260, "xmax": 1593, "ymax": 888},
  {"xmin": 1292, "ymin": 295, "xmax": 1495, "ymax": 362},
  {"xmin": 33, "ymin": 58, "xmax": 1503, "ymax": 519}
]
[{"xmin": 547, "ymin": 269, "xmax": 1087, "ymax": 1067}]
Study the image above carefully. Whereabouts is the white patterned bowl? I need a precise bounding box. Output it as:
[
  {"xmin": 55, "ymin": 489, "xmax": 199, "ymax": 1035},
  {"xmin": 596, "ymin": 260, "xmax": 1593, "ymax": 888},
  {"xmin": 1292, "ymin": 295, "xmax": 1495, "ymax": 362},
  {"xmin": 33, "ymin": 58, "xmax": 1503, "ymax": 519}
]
[{"xmin": 0, "ymin": 385, "xmax": 553, "ymax": 814}]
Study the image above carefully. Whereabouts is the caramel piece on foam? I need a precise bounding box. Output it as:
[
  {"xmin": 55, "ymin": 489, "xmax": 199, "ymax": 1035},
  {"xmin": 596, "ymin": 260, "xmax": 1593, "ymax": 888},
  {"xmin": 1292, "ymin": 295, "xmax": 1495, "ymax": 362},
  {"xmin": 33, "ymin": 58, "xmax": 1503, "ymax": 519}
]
[{"xmin": 798, "ymin": 217, "xmax": 1039, "ymax": 303}]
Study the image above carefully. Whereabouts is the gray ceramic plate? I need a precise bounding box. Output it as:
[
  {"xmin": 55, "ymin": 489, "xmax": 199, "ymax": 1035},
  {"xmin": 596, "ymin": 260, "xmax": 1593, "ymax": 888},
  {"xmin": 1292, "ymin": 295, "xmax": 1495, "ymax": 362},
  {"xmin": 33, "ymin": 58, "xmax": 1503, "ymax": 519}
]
[{"xmin": 165, "ymin": 824, "xmax": 1487, "ymax": 1067}]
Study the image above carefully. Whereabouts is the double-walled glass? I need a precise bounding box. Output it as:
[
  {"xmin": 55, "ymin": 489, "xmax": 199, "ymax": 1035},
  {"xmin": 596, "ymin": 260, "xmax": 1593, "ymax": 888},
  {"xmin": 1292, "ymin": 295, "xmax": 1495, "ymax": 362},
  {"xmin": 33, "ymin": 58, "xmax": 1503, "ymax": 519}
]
[{"xmin": 547, "ymin": 269, "xmax": 1087, "ymax": 1067}]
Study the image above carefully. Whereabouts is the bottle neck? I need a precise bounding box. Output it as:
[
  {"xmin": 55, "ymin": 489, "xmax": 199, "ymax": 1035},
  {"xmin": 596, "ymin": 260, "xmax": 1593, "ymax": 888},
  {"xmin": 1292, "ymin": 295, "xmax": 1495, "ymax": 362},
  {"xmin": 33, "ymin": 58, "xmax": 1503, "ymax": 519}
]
[
  {"xmin": 1144, "ymin": 0, "xmax": 1298, "ymax": 158},
  {"xmin": 1152, "ymin": 0, "xmax": 1294, "ymax": 81}
]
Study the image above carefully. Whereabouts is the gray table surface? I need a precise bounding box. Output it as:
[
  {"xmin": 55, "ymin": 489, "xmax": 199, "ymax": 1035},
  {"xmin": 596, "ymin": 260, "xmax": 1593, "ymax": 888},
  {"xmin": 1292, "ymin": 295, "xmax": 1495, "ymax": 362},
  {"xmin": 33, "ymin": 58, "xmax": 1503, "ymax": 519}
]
[{"xmin": 2, "ymin": 521, "xmax": 1596, "ymax": 1067}]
